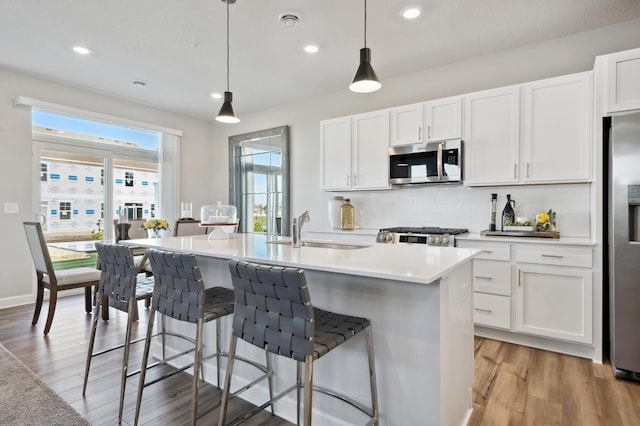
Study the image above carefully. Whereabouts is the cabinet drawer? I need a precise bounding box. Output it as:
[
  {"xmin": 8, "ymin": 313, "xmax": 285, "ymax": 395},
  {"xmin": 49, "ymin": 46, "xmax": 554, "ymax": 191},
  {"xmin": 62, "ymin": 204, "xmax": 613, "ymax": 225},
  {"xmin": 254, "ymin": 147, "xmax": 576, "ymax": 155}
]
[
  {"xmin": 515, "ymin": 245, "xmax": 592, "ymax": 268},
  {"xmin": 457, "ymin": 241, "xmax": 510, "ymax": 261},
  {"xmin": 473, "ymin": 293, "xmax": 510, "ymax": 330},
  {"xmin": 473, "ymin": 260, "xmax": 511, "ymax": 296}
]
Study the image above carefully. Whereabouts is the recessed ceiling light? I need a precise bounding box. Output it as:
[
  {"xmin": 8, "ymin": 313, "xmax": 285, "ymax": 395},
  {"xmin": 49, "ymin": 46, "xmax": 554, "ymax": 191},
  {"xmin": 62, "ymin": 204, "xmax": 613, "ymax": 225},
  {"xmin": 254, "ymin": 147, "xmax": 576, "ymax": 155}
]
[
  {"xmin": 304, "ymin": 45, "xmax": 319, "ymax": 54},
  {"xmin": 401, "ymin": 7, "xmax": 421, "ymax": 20},
  {"xmin": 73, "ymin": 46, "xmax": 91, "ymax": 55},
  {"xmin": 211, "ymin": 92, "xmax": 223, "ymax": 99}
]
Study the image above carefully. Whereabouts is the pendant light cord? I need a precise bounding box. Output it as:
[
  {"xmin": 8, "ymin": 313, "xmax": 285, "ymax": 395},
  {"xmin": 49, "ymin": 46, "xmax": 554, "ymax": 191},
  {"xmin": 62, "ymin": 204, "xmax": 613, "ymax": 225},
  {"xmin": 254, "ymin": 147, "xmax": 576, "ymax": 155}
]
[
  {"xmin": 225, "ymin": 0, "xmax": 230, "ymax": 91},
  {"xmin": 363, "ymin": 0, "xmax": 367, "ymax": 48}
]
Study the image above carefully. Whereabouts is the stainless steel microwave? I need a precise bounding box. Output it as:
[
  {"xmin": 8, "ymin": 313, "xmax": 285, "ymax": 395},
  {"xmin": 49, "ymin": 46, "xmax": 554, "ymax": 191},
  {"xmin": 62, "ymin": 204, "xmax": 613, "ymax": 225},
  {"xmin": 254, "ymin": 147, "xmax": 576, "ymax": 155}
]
[{"xmin": 389, "ymin": 139, "xmax": 462, "ymax": 185}]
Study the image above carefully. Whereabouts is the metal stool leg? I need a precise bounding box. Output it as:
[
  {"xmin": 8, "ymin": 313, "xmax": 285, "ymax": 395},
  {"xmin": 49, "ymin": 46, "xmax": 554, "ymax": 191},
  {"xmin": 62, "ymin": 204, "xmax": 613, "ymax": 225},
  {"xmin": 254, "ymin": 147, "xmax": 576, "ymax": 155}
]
[
  {"xmin": 265, "ymin": 349, "xmax": 274, "ymax": 415},
  {"xmin": 216, "ymin": 318, "xmax": 221, "ymax": 388},
  {"xmin": 296, "ymin": 361, "xmax": 302, "ymax": 424},
  {"xmin": 118, "ymin": 297, "xmax": 136, "ymax": 423},
  {"xmin": 304, "ymin": 355, "xmax": 313, "ymax": 426},
  {"xmin": 218, "ymin": 334, "xmax": 238, "ymax": 426},
  {"xmin": 82, "ymin": 291, "xmax": 103, "ymax": 396},
  {"xmin": 366, "ymin": 327, "xmax": 379, "ymax": 426},
  {"xmin": 134, "ymin": 309, "xmax": 157, "ymax": 426},
  {"xmin": 191, "ymin": 318, "xmax": 204, "ymax": 426}
]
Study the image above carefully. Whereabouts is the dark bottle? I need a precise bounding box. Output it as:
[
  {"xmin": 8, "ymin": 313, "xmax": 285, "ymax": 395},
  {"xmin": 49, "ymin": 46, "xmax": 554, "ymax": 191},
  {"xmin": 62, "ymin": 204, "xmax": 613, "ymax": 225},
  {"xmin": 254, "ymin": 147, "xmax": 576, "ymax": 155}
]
[
  {"xmin": 489, "ymin": 193, "xmax": 497, "ymax": 231},
  {"xmin": 501, "ymin": 194, "xmax": 515, "ymax": 231}
]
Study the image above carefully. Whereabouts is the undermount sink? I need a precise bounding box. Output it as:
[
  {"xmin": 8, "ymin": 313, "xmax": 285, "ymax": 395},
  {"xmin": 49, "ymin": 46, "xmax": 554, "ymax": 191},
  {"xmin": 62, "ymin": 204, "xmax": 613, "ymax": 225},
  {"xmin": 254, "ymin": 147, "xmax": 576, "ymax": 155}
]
[{"xmin": 266, "ymin": 239, "xmax": 369, "ymax": 250}]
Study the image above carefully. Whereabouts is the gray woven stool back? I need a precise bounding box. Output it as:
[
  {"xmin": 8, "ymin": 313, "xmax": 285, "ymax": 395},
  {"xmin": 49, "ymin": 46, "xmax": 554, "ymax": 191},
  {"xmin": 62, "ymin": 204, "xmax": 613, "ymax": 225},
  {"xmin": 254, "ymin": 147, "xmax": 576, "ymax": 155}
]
[
  {"xmin": 95, "ymin": 242, "xmax": 138, "ymax": 301},
  {"xmin": 228, "ymin": 259, "xmax": 314, "ymax": 362},
  {"xmin": 146, "ymin": 249, "xmax": 206, "ymax": 323}
]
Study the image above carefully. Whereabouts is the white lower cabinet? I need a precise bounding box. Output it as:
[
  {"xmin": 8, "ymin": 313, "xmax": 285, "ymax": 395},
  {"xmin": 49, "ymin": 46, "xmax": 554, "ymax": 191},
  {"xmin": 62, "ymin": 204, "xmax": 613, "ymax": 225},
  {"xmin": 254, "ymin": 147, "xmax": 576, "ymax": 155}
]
[{"xmin": 459, "ymin": 239, "xmax": 594, "ymax": 348}]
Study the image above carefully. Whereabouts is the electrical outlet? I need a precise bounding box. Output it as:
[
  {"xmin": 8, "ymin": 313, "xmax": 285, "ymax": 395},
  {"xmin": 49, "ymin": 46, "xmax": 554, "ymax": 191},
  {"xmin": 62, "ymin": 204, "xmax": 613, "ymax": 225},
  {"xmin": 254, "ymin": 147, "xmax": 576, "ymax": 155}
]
[{"xmin": 4, "ymin": 202, "xmax": 19, "ymax": 214}]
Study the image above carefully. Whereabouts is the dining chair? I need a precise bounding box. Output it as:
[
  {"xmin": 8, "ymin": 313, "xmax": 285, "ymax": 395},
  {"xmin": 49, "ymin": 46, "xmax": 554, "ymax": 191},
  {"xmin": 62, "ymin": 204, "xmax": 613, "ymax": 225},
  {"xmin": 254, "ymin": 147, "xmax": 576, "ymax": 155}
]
[
  {"xmin": 174, "ymin": 219, "xmax": 206, "ymax": 237},
  {"xmin": 22, "ymin": 221, "xmax": 101, "ymax": 335}
]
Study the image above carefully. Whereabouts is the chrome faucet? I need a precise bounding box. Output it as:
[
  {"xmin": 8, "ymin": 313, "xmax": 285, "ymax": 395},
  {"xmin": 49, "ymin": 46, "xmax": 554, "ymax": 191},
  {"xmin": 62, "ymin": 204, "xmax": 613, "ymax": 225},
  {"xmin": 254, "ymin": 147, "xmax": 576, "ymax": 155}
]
[{"xmin": 291, "ymin": 210, "xmax": 310, "ymax": 248}]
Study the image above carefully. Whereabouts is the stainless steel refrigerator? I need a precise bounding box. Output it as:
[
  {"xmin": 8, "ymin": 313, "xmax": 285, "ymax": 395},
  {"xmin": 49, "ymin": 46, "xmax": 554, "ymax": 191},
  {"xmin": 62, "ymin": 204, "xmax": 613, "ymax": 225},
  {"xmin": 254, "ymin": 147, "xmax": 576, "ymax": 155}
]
[{"xmin": 607, "ymin": 111, "xmax": 640, "ymax": 381}]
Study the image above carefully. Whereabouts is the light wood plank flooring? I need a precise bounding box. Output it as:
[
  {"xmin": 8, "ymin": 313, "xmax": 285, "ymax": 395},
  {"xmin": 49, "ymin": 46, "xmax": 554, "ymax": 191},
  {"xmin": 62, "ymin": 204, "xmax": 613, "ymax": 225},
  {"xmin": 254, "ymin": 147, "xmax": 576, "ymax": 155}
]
[
  {"xmin": 0, "ymin": 295, "xmax": 293, "ymax": 426},
  {"xmin": 2, "ymin": 295, "xmax": 640, "ymax": 425},
  {"xmin": 469, "ymin": 336, "xmax": 640, "ymax": 426}
]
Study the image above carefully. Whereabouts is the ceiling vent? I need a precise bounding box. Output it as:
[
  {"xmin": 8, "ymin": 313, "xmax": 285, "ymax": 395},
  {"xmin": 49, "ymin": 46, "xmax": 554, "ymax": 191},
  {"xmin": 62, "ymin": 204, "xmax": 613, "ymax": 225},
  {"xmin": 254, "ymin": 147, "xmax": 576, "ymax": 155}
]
[{"xmin": 279, "ymin": 11, "xmax": 301, "ymax": 27}]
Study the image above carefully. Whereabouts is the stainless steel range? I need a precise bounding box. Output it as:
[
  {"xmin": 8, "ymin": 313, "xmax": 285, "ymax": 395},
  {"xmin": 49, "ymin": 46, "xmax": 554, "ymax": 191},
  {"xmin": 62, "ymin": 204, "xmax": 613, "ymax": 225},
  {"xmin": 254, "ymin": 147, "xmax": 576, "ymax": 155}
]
[{"xmin": 376, "ymin": 227, "xmax": 468, "ymax": 247}]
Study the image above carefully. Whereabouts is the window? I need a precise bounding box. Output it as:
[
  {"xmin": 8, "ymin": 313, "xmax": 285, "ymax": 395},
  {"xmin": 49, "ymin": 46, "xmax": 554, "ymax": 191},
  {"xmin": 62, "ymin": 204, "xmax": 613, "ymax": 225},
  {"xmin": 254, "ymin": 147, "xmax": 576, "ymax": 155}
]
[
  {"xmin": 101, "ymin": 169, "xmax": 104, "ymax": 186},
  {"xmin": 125, "ymin": 171, "xmax": 134, "ymax": 187},
  {"xmin": 59, "ymin": 201, "xmax": 71, "ymax": 220},
  {"xmin": 124, "ymin": 202, "xmax": 143, "ymax": 220},
  {"xmin": 150, "ymin": 203, "xmax": 156, "ymax": 218},
  {"xmin": 229, "ymin": 126, "xmax": 290, "ymax": 236},
  {"xmin": 41, "ymin": 162, "xmax": 48, "ymax": 182}
]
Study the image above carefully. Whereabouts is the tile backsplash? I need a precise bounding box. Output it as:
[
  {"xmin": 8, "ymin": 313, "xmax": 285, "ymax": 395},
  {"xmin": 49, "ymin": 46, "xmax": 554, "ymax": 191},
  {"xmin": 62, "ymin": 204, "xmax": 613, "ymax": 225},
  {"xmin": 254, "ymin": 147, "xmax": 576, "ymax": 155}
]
[{"xmin": 326, "ymin": 183, "xmax": 592, "ymax": 237}]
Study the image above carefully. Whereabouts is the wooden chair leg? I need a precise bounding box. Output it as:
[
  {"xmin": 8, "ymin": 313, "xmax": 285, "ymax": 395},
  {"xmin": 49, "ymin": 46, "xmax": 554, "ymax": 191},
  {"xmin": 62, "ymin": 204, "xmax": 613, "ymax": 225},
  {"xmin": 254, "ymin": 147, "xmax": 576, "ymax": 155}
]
[
  {"xmin": 43, "ymin": 290, "xmax": 58, "ymax": 335},
  {"xmin": 84, "ymin": 287, "xmax": 92, "ymax": 313},
  {"xmin": 32, "ymin": 282, "xmax": 44, "ymax": 326}
]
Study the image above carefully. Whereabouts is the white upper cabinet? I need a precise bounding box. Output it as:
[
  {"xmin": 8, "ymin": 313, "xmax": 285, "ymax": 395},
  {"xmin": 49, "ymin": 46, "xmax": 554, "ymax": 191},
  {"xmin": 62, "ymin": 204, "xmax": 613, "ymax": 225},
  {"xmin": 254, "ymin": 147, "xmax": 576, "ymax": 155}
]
[
  {"xmin": 464, "ymin": 72, "xmax": 592, "ymax": 186},
  {"xmin": 390, "ymin": 103, "xmax": 423, "ymax": 146},
  {"xmin": 464, "ymin": 86, "xmax": 521, "ymax": 185},
  {"xmin": 425, "ymin": 96, "xmax": 462, "ymax": 142},
  {"xmin": 320, "ymin": 111, "xmax": 390, "ymax": 191},
  {"xmin": 604, "ymin": 47, "xmax": 640, "ymax": 114},
  {"xmin": 522, "ymin": 72, "xmax": 592, "ymax": 183},
  {"xmin": 320, "ymin": 117, "xmax": 352, "ymax": 190}
]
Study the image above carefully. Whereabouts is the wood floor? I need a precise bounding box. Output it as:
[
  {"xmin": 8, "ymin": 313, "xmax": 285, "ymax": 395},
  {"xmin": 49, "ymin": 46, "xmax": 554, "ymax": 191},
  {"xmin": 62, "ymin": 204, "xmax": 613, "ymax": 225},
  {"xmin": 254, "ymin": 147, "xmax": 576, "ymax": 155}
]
[
  {"xmin": 469, "ymin": 336, "xmax": 640, "ymax": 426},
  {"xmin": 2, "ymin": 295, "xmax": 640, "ymax": 425},
  {"xmin": 0, "ymin": 295, "xmax": 293, "ymax": 426}
]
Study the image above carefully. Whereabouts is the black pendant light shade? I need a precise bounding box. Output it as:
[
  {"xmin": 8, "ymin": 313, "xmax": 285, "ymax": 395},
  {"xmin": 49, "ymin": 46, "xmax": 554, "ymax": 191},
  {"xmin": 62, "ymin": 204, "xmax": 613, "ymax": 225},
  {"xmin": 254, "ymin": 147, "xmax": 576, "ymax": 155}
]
[
  {"xmin": 216, "ymin": 91, "xmax": 239, "ymax": 123},
  {"xmin": 216, "ymin": 0, "xmax": 240, "ymax": 123},
  {"xmin": 350, "ymin": 0, "xmax": 381, "ymax": 93},
  {"xmin": 349, "ymin": 47, "xmax": 381, "ymax": 93}
]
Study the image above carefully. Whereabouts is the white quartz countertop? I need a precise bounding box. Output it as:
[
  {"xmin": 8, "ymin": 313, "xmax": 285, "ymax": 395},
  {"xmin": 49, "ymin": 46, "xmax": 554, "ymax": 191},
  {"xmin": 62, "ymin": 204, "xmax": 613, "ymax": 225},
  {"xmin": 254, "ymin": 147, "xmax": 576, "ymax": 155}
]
[
  {"xmin": 123, "ymin": 234, "xmax": 478, "ymax": 285},
  {"xmin": 458, "ymin": 233, "xmax": 596, "ymax": 246}
]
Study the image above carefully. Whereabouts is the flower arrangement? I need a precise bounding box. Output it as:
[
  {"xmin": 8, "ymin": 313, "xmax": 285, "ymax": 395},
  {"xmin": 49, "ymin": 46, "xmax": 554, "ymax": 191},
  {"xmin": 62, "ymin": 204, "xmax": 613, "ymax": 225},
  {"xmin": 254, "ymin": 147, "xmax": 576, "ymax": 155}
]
[
  {"xmin": 141, "ymin": 218, "xmax": 170, "ymax": 236},
  {"xmin": 535, "ymin": 209, "xmax": 556, "ymax": 232},
  {"xmin": 90, "ymin": 220, "xmax": 104, "ymax": 240}
]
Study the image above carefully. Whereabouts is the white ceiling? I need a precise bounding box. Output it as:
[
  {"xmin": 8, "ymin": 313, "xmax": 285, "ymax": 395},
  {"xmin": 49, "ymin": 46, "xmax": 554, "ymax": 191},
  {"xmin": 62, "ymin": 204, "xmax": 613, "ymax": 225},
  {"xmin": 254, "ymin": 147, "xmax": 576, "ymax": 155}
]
[{"xmin": 1, "ymin": 0, "xmax": 640, "ymax": 121}]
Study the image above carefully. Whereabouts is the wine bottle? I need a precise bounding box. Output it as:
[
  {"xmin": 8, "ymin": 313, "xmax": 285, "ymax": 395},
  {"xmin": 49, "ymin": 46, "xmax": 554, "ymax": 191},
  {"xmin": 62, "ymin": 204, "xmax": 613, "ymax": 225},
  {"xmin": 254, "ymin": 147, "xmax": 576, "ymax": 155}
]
[{"xmin": 501, "ymin": 194, "xmax": 515, "ymax": 231}]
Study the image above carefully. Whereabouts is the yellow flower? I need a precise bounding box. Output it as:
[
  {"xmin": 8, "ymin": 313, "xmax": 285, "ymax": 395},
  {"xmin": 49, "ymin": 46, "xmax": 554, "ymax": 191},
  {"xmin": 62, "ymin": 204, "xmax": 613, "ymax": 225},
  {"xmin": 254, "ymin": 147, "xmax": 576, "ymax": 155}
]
[{"xmin": 537, "ymin": 212, "xmax": 549, "ymax": 224}]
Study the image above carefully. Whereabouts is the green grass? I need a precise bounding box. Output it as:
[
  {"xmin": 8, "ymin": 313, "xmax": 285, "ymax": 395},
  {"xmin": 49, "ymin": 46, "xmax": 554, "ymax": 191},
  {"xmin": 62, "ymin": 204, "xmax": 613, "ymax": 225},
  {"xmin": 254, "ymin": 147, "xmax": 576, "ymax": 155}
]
[{"xmin": 53, "ymin": 254, "xmax": 98, "ymax": 271}]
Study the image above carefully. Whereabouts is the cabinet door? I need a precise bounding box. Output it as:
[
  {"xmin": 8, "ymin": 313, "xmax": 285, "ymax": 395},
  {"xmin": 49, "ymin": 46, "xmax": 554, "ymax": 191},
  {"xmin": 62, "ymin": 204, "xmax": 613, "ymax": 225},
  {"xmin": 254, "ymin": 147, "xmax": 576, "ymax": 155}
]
[
  {"xmin": 515, "ymin": 264, "xmax": 592, "ymax": 344},
  {"xmin": 390, "ymin": 103, "xmax": 423, "ymax": 146},
  {"xmin": 425, "ymin": 96, "xmax": 462, "ymax": 142},
  {"xmin": 320, "ymin": 117, "xmax": 352, "ymax": 191},
  {"xmin": 464, "ymin": 86, "xmax": 520, "ymax": 185},
  {"xmin": 523, "ymin": 72, "xmax": 592, "ymax": 183},
  {"xmin": 605, "ymin": 47, "xmax": 640, "ymax": 113},
  {"xmin": 352, "ymin": 110, "xmax": 390, "ymax": 190}
]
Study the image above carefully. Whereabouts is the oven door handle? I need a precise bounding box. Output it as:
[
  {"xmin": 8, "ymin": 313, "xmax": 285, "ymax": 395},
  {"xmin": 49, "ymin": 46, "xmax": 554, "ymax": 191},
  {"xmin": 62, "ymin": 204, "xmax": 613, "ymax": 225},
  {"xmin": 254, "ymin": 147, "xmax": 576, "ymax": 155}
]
[{"xmin": 437, "ymin": 142, "xmax": 444, "ymax": 180}]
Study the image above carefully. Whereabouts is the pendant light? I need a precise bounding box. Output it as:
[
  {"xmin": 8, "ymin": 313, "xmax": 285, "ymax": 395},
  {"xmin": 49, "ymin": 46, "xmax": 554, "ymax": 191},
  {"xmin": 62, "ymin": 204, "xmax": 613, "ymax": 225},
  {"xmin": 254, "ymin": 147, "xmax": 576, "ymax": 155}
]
[
  {"xmin": 349, "ymin": 0, "xmax": 381, "ymax": 93},
  {"xmin": 216, "ymin": 0, "xmax": 240, "ymax": 123}
]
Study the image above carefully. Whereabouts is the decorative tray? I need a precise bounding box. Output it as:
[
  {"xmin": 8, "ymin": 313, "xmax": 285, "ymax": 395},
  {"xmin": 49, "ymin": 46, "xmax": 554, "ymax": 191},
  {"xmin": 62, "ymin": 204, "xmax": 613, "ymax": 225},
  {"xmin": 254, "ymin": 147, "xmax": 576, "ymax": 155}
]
[{"xmin": 481, "ymin": 230, "xmax": 560, "ymax": 239}]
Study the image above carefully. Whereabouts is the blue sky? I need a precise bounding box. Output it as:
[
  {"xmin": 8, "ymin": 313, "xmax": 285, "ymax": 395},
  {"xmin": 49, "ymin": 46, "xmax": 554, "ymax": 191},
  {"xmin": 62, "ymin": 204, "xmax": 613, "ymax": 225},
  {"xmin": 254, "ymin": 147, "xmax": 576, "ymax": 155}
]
[{"xmin": 32, "ymin": 110, "xmax": 159, "ymax": 150}]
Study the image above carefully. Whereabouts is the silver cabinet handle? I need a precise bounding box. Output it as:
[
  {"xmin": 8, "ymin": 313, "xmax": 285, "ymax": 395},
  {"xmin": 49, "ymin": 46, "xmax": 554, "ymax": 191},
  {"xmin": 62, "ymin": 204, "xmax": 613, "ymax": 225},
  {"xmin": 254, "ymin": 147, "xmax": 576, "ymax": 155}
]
[
  {"xmin": 474, "ymin": 308, "xmax": 493, "ymax": 313},
  {"xmin": 346, "ymin": 174, "xmax": 350, "ymax": 186},
  {"xmin": 428, "ymin": 125, "xmax": 431, "ymax": 140},
  {"xmin": 354, "ymin": 174, "xmax": 358, "ymax": 185},
  {"xmin": 481, "ymin": 250, "xmax": 493, "ymax": 254},
  {"xmin": 418, "ymin": 126, "xmax": 422, "ymax": 141},
  {"xmin": 526, "ymin": 162, "xmax": 530, "ymax": 178},
  {"xmin": 474, "ymin": 276, "xmax": 493, "ymax": 280},
  {"xmin": 541, "ymin": 254, "xmax": 564, "ymax": 259},
  {"xmin": 514, "ymin": 163, "xmax": 518, "ymax": 179}
]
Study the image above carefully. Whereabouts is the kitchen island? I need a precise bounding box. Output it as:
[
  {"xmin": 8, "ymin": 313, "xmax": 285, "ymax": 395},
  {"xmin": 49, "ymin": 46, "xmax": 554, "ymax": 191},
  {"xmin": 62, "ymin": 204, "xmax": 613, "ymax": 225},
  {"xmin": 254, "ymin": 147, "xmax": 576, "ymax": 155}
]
[{"xmin": 123, "ymin": 234, "xmax": 478, "ymax": 426}]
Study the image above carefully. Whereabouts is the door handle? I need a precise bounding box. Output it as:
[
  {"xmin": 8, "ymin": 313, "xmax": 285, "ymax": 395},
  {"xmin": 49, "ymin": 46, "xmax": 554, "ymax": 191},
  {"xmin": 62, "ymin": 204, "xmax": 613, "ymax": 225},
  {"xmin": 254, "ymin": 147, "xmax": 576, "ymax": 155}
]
[
  {"xmin": 474, "ymin": 276, "xmax": 493, "ymax": 280},
  {"xmin": 541, "ymin": 254, "xmax": 564, "ymax": 259},
  {"xmin": 474, "ymin": 308, "xmax": 493, "ymax": 313}
]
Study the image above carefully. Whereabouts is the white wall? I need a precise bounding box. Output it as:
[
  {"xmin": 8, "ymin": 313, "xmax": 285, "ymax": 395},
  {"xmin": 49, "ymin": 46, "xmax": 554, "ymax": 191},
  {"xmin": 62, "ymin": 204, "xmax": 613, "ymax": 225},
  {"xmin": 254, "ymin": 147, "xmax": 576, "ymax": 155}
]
[
  {"xmin": 0, "ymin": 67, "xmax": 212, "ymax": 306},
  {"xmin": 210, "ymin": 18, "xmax": 640, "ymax": 237}
]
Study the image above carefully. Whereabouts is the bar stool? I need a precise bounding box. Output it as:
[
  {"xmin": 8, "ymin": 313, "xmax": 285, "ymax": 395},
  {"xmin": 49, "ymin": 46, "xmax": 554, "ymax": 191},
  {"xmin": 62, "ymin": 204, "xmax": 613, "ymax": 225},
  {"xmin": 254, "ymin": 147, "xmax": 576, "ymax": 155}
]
[
  {"xmin": 134, "ymin": 249, "xmax": 273, "ymax": 426},
  {"xmin": 83, "ymin": 242, "xmax": 156, "ymax": 423},
  {"xmin": 219, "ymin": 259, "xmax": 379, "ymax": 426}
]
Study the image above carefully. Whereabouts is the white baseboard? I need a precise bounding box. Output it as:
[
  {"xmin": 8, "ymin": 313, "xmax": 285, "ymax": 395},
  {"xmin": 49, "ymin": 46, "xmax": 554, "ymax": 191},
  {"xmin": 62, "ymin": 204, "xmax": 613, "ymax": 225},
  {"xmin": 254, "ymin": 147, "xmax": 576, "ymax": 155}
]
[{"xmin": 0, "ymin": 294, "xmax": 34, "ymax": 310}]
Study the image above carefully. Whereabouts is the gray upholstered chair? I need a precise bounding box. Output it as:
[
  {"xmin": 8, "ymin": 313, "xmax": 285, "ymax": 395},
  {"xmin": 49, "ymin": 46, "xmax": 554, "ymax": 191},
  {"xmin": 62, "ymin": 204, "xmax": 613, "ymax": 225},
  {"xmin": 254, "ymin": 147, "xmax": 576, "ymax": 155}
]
[
  {"xmin": 174, "ymin": 219, "xmax": 207, "ymax": 237},
  {"xmin": 134, "ymin": 249, "xmax": 272, "ymax": 426},
  {"xmin": 83, "ymin": 242, "xmax": 155, "ymax": 423},
  {"xmin": 22, "ymin": 221, "xmax": 101, "ymax": 335},
  {"xmin": 219, "ymin": 259, "xmax": 379, "ymax": 426}
]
